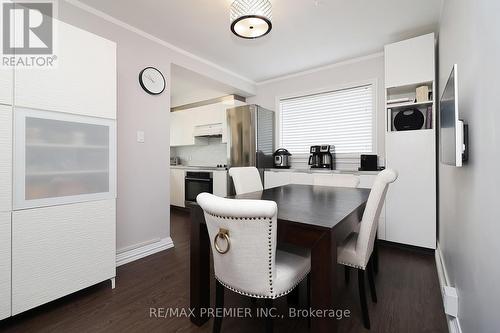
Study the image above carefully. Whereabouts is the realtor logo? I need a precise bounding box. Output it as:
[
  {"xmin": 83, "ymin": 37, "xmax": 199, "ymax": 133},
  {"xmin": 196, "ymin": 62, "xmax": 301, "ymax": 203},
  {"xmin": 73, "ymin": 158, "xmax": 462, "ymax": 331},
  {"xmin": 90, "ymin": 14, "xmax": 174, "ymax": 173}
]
[{"xmin": 1, "ymin": 1, "xmax": 57, "ymax": 67}]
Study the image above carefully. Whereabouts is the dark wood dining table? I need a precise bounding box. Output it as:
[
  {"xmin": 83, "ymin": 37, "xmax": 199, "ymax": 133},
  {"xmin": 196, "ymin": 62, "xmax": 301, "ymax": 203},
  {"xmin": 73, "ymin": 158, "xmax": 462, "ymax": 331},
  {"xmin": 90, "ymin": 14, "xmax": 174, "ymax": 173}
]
[{"xmin": 189, "ymin": 184, "xmax": 370, "ymax": 333}]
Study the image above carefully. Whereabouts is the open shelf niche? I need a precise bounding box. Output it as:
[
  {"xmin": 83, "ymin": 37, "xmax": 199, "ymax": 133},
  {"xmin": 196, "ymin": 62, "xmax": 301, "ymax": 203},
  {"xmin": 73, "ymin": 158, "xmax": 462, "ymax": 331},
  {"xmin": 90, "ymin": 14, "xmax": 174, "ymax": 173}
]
[{"xmin": 386, "ymin": 81, "xmax": 435, "ymax": 132}]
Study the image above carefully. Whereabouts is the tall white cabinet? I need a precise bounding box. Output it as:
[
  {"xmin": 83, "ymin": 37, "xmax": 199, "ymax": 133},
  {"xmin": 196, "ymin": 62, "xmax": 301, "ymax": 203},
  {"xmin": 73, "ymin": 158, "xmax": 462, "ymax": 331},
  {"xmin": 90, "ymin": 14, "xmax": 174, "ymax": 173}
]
[
  {"xmin": 384, "ymin": 34, "xmax": 436, "ymax": 249},
  {"xmin": 0, "ymin": 19, "xmax": 117, "ymax": 318},
  {"xmin": 0, "ymin": 212, "xmax": 11, "ymax": 320},
  {"xmin": 0, "ymin": 67, "xmax": 13, "ymax": 323}
]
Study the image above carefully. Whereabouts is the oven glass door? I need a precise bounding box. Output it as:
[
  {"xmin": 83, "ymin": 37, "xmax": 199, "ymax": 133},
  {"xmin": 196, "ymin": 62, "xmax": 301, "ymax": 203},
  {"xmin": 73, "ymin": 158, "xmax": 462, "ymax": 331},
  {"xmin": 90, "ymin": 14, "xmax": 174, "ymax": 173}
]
[{"xmin": 185, "ymin": 177, "xmax": 213, "ymax": 202}]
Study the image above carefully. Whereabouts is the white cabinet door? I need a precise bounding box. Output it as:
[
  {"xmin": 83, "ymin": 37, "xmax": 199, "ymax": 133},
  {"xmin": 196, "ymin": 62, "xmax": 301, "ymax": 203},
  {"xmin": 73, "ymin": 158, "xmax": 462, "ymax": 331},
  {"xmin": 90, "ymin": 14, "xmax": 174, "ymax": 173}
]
[
  {"xmin": 0, "ymin": 212, "xmax": 11, "ymax": 320},
  {"xmin": 385, "ymin": 130, "xmax": 436, "ymax": 249},
  {"xmin": 264, "ymin": 171, "xmax": 291, "ymax": 189},
  {"xmin": 0, "ymin": 105, "xmax": 12, "ymax": 212},
  {"xmin": 290, "ymin": 172, "xmax": 314, "ymax": 185},
  {"xmin": 170, "ymin": 168, "xmax": 185, "ymax": 207},
  {"xmin": 170, "ymin": 111, "xmax": 195, "ymax": 147},
  {"xmin": 0, "ymin": 67, "xmax": 13, "ymax": 105},
  {"xmin": 12, "ymin": 200, "xmax": 116, "ymax": 315},
  {"xmin": 385, "ymin": 33, "xmax": 435, "ymax": 88},
  {"xmin": 213, "ymin": 171, "xmax": 228, "ymax": 198},
  {"xmin": 13, "ymin": 108, "xmax": 116, "ymax": 210},
  {"xmin": 15, "ymin": 20, "xmax": 116, "ymax": 119}
]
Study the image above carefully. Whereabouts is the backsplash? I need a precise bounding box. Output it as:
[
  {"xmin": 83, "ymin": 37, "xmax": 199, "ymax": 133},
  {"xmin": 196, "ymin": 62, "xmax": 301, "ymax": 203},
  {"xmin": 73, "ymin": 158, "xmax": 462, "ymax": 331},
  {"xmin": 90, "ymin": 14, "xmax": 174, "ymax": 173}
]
[{"xmin": 171, "ymin": 137, "xmax": 227, "ymax": 166}]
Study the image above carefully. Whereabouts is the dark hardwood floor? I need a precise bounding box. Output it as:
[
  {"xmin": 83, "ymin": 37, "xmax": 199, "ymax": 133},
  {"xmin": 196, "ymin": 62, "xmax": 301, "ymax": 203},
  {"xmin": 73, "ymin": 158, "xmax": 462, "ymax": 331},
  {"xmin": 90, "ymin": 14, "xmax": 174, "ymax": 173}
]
[{"xmin": 0, "ymin": 209, "xmax": 448, "ymax": 333}]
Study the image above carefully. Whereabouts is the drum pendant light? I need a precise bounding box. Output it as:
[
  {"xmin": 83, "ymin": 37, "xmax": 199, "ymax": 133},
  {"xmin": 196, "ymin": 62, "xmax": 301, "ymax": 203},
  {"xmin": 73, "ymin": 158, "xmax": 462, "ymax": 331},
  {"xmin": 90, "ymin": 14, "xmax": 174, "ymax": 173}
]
[{"xmin": 230, "ymin": 0, "xmax": 272, "ymax": 39}]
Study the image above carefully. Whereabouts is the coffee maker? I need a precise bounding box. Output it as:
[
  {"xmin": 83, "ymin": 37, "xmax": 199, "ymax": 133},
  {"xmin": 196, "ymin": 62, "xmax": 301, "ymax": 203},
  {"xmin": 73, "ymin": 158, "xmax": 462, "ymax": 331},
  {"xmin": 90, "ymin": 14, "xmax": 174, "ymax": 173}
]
[{"xmin": 308, "ymin": 145, "xmax": 335, "ymax": 170}]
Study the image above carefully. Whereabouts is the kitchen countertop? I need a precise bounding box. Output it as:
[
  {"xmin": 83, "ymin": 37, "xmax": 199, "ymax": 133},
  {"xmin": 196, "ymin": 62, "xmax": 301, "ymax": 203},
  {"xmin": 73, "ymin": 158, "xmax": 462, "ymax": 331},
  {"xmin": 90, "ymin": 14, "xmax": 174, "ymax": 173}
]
[
  {"xmin": 170, "ymin": 165, "xmax": 228, "ymax": 172},
  {"xmin": 264, "ymin": 168, "xmax": 381, "ymax": 175},
  {"xmin": 171, "ymin": 165, "xmax": 381, "ymax": 175}
]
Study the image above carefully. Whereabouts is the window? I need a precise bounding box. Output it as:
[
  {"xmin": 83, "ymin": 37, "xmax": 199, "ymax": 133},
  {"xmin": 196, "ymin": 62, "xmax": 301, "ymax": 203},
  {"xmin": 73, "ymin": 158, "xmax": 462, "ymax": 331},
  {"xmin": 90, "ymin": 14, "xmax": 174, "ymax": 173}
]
[{"xmin": 279, "ymin": 84, "xmax": 374, "ymax": 155}]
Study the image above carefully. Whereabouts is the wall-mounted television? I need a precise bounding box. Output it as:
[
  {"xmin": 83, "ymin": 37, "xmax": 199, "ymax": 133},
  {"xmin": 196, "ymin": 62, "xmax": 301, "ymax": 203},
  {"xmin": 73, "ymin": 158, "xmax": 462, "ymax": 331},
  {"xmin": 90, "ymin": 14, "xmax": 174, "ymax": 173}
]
[{"xmin": 440, "ymin": 64, "xmax": 468, "ymax": 167}]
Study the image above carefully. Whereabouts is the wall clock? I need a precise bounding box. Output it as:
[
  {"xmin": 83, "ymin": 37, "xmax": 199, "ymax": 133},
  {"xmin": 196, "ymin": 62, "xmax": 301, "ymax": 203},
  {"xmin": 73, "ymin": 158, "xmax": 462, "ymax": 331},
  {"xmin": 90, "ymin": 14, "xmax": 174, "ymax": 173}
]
[{"xmin": 139, "ymin": 67, "xmax": 166, "ymax": 95}]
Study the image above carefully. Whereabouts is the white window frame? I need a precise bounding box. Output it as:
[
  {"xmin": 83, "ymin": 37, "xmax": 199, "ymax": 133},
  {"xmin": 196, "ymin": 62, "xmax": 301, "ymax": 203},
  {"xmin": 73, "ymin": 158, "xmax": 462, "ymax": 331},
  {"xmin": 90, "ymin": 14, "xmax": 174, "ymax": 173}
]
[{"xmin": 274, "ymin": 79, "xmax": 378, "ymax": 163}]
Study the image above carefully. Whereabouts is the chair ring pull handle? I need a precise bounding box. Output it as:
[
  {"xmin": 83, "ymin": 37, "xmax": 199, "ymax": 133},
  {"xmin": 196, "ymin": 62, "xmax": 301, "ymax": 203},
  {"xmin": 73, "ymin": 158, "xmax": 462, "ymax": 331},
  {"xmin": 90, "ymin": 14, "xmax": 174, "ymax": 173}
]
[{"xmin": 214, "ymin": 229, "xmax": 230, "ymax": 254}]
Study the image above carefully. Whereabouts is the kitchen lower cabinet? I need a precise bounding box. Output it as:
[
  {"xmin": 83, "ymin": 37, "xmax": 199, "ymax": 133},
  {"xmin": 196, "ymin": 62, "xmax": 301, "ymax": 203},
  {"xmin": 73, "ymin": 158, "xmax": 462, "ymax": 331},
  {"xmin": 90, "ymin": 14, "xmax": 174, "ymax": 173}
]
[
  {"xmin": 170, "ymin": 168, "xmax": 186, "ymax": 208},
  {"xmin": 0, "ymin": 212, "xmax": 11, "ymax": 320},
  {"xmin": 12, "ymin": 200, "xmax": 116, "ymax": 315},
  {"xmin": 170, "ymin": 168, "xmax": 227, "ymax": 207},
  {"xmin": 290, "ymin": 172, "xmax": 314, "ymax": 185},
  {"xmin": 264, "ymin": 171, "xmax": 291, "ymax": 189},
  {"xmin": 213, "ymin": 171, "xmax": 228, "ymax": 198}
]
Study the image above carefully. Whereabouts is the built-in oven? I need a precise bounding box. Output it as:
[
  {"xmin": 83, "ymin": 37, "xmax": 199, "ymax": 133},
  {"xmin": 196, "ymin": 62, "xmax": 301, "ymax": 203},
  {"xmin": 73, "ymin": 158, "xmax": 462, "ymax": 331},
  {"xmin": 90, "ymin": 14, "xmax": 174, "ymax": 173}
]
[{"xmin": 185, "ymin": 171, "xmax": 213, "ymax": 203}]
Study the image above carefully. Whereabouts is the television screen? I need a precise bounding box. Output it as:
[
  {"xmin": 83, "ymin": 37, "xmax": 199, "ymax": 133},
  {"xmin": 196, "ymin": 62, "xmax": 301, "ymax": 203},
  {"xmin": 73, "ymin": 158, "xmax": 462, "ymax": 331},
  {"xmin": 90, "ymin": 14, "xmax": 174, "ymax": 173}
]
[{"xmin": 440, "ymin": 64, "xmax": 461, "ymax": 166}]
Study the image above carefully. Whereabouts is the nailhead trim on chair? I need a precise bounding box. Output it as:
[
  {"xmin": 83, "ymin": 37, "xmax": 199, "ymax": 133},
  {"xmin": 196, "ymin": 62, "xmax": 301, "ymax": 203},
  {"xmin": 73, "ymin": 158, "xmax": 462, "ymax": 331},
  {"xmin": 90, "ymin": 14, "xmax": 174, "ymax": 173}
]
[
  {"xmin": 338, "ymin": 261, "xmax": 366, "ymax": 270},
  {"xmin": 215, "ymin": 272, "xmax": 309, "ymax": 300}
]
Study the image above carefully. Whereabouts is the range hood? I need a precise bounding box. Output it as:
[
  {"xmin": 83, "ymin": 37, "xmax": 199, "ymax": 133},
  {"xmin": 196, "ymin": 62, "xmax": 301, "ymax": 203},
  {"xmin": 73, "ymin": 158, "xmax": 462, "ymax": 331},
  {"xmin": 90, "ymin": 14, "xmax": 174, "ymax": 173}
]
[{"xmin": 193, "ymin": 123, "xmax": 223, "ymax": 138}]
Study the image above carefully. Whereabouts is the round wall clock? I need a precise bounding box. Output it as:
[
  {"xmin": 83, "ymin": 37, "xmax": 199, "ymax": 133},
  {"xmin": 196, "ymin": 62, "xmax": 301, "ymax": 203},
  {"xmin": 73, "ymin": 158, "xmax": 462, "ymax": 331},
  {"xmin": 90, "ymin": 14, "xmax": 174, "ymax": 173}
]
[{"xmin": 139, "ymin": 67, "xmax": 166, "ymax": 95}]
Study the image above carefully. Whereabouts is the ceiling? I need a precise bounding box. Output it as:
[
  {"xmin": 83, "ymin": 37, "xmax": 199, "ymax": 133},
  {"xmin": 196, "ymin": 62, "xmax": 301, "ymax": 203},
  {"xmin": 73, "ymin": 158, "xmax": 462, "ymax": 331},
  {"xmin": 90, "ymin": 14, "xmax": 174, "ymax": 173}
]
[
  {"xmin": 171, "ymin": 64, "xmax": 246, "ymax": 107},
  {"xmin": 78, "ymin": 0, "xmax": 443, "ymax": 82}
]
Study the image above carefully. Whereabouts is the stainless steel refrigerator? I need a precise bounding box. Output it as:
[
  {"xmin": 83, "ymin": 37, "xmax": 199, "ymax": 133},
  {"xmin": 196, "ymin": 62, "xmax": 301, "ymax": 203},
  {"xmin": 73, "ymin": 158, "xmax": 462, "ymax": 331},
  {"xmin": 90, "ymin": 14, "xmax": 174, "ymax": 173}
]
[{"xmin": 226, "ymin": 104, "xmax": 275, "ymax": 195}]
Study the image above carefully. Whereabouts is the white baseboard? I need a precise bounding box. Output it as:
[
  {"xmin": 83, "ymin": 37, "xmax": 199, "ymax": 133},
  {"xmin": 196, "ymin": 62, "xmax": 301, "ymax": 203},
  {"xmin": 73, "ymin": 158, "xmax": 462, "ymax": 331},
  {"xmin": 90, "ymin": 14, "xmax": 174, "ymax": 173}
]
[
  {"xmin": 435, "ymin": 242, "xmax": 463, "ymax": 333},
  {"xmin": 116, "ymin": 237, "xmax": 174, "ymax": 267}
]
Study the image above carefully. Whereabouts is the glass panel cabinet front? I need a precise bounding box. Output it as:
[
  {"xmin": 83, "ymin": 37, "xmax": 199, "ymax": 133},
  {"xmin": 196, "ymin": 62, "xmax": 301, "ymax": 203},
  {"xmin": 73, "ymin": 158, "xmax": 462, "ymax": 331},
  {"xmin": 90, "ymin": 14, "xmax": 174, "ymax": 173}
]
[{"xmin": 14, "ymin": 108, "xmax": 116, "ymax": 210}]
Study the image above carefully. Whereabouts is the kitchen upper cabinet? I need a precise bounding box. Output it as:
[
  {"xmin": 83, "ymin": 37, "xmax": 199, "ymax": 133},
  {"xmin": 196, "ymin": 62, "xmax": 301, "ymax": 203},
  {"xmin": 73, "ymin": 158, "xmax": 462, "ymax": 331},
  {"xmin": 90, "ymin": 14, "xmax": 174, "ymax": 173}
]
[
  {"xmin": 384, "ymin": 33, "xmax": 435, "ymax": 88},
  {"xmin": 0, "ymin": 212, "xmax": 11, "ymax": 320},
  {"xmin": 170, "ymin": 168, "xmax": 185, "ymax": 207},
  {"xmin": 14, "ymin": 20, "xmax": 116, "ymax": 119},
  {"xmin": 0, "ymin": 67, "xmax": 13, "ymax": 105},
  {"xmin": 12, "ymin": 200, "xmax": 116, "ymax": 315},
  {"xmin": 170, "ymin": 111, "xmax": 195, "ymax": 147},
  {"xmin": 170, "ymin": 100, "xmax": 245, "ymax": 147},
  {"xmin": 0, "ymin": 105, "xmax": 12, "ymax": 212}
]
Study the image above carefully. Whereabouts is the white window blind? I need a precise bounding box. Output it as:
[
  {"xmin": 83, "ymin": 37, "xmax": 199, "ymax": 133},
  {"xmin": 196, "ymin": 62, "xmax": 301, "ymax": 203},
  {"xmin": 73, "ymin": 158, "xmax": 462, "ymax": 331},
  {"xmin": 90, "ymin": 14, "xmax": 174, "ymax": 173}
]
[{"xmin": 279, "ymin": 84, "xmax": 374, "ymax": 155}]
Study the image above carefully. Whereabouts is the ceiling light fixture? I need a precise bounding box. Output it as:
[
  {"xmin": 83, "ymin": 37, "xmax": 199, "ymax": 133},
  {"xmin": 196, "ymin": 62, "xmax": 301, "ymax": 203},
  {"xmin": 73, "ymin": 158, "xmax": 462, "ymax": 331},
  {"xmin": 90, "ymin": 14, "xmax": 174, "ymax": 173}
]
[{"xmin": 230, "ymin": 0, "xmax": 272, "ymax": 39}]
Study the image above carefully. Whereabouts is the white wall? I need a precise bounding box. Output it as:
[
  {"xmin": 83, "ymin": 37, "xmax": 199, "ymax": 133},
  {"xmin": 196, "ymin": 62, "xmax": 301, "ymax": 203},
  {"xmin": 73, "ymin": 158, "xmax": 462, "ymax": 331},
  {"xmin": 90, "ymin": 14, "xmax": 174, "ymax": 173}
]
[
  {"xmin": 59, "ymin": 1, "xmax": 254, "ymax": 252},
  {"xmin": 438, "ymin": 0, "xmax": 500, "ymax": 331},
  {"xmin": 247, "ymin": 54, "xmax": 386, "ymax": 169}
]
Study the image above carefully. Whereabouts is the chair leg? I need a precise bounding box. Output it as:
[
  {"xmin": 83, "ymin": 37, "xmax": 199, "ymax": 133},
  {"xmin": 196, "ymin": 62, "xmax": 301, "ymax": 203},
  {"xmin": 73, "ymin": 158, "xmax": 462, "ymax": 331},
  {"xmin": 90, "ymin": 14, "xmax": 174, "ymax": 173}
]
[
  {"xmin": 374, "ymin": 233, "xmax": 379, "ymax": 275},
  {"xmin": 264, "ymin": 299, "xmax": 274, "ymax": 333},
  {"xmin": 213, "ymin": 281, "xmax": 225, "ymax": 333},
  {"xmin": 307, "ymin": 274, "xmax": 311, "ymax": 329},
  {"xmin": 345, "ymin": 266, "xmax": 350, "ymax": 285},
  {"xmin": 358, "ymin": 269, "xmax": 370, "ymax": 329},
  {"xmin": 287, "ymin": 286, "xmax": 299, "ymax": 306},
  {"xmin": 367, "ymin": 259, "xmax": 378, "ymax": 303}
]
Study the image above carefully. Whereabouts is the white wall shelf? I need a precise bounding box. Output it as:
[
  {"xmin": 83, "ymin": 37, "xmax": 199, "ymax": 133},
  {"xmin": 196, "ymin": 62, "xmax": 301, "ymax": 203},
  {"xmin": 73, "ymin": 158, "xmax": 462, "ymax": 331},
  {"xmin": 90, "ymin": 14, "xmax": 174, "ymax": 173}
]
[{"xmin": 386, "ymin": 100, "xmax": 433, "ymax": 109}]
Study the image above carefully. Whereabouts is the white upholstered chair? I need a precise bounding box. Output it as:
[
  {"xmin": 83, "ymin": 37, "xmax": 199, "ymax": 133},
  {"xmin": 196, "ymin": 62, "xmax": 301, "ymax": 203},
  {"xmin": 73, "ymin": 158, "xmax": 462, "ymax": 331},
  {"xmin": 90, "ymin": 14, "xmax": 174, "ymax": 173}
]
[
  {"xmin": 313, "ymin": 174, "xmax": 360, "ymax": 188},
  {"xmin": 337, "ymin": 169, "xmax": 398, "ymax": 329},
  {"xmin": 196, "ymin": 193, "xmax": 311, "ymax": 333},
  {"xmin": 229, "ymin": 167, "xmax": 264, "ymax": 195}
]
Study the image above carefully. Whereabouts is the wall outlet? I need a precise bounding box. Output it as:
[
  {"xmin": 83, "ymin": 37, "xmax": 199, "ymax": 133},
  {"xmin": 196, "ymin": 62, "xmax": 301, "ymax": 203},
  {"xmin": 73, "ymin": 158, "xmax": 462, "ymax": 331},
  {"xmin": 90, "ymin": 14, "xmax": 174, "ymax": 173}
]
[{"xmin": 137, "ymin": 131, "xmax": 145, "ymax": 143}]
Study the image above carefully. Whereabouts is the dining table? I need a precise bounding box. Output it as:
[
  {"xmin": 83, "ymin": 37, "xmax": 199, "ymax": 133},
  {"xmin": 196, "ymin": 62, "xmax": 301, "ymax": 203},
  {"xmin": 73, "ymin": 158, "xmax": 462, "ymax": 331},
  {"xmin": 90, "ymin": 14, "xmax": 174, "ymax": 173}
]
[{"xmin": 189, "ymin": 184, "xmax": 370, "ymax": 333}]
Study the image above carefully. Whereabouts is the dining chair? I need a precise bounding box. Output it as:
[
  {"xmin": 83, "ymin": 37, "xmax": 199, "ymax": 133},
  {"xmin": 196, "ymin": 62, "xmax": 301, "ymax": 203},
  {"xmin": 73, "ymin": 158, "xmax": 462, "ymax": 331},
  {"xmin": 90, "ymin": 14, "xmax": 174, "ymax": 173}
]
[
  {"xmin": 313, "ymin": 174, "xmax": 360, "ymax": 188},
  {"xmin": 196, "ymin": 193, "xmax": 311, "ymax": 333},
  {"xmin": 337, "ymin": 169, "xmax": 397, "ymax": 329},
  {"xmin": 229, "ymin": 167, "xmax": 264, "ymax": 195}
]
